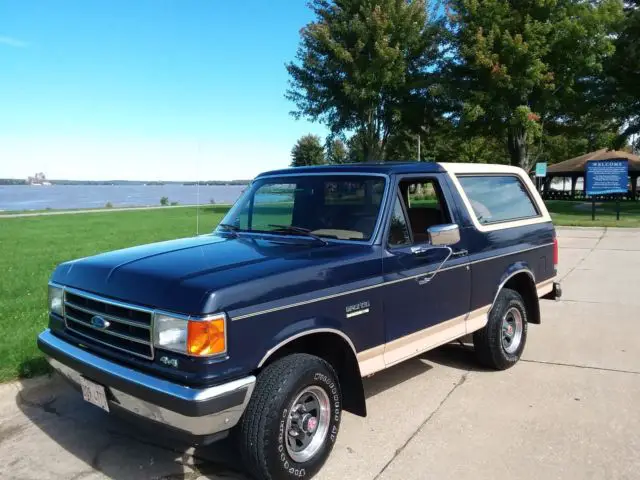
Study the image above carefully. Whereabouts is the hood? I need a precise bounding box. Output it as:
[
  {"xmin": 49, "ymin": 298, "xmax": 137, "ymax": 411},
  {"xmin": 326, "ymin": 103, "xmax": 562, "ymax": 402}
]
[{"xmin": 51, "ymin": 234, "xmax": 363, "ymax": 314}]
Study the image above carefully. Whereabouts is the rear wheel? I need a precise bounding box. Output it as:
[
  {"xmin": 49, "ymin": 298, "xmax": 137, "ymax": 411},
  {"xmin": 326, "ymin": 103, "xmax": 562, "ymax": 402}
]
[
  {"xmin": 473, "ymin": 288, "xmax": 528, "ymax": 370},
  {"xmin": 238, "ymin": 353, "xmax": 342, "ymax": 480}
]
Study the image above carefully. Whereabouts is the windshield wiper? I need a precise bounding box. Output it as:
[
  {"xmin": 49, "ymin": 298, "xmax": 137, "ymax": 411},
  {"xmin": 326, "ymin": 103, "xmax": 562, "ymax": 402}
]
[
  {"xmin": 217, "ymin": 223, "xmax": 240, "ymax": 237},
  {"xmin": 267, "ymin": 224, "xmax": 329, "ymax": 245}
]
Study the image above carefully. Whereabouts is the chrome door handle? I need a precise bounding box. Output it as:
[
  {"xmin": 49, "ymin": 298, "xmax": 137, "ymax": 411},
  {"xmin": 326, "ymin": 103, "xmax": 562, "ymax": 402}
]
[{"xmin": 451, "ymin": 249, "xmax": 468, "ymax": 258}]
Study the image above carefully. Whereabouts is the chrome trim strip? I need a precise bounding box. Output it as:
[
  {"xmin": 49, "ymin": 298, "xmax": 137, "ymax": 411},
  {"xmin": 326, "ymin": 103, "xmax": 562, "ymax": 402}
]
[
  {"xmin": 65, "ymin": 325, "xmax": 154, "ymax": 360},
  {"xmin": 233, "ymin": 282, "xmax": 385, "ymax": 321},
  {"xmin": 65, "ymin": 301, "xmax": 151, "ymax": 329},
  {"xmin": 64, "ymin": 286, "xmax": 154, "ymax": 313},
  {"xmin": 257, "ymin": 328, "xmax": 357, "ymax": 368},
  {"xmin": 232, "ymin": 242, "xmax": 554, "ymax": 321},
  {"xmin": 66, "ymin": 314, "xmax": 151, "ymax": 345}
]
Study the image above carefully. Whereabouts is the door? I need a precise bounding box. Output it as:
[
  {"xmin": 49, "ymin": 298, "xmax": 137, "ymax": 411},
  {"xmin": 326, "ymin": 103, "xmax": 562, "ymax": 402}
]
[{"xmin": 382, "ymin": 175, "xmax": 471, "ymax": 367}]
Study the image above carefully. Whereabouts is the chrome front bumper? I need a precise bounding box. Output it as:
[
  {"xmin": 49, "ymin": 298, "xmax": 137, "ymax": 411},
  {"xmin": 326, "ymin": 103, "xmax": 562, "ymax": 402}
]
[{"xmin": 38, "ymin": 329, "xmax": 255, "ymax": 440}]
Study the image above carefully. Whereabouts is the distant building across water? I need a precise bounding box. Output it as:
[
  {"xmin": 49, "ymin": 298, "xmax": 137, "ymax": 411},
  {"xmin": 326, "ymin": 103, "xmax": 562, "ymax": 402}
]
[{"xmin": 26, "ymin": 172, "xmax": 51, "ymax": 186}]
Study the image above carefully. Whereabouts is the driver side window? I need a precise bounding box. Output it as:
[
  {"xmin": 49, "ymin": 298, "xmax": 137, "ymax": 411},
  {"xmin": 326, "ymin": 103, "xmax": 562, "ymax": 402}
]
[{"xmin": 401, "ymin": 178, "xmax": 450, "ymax": 244}]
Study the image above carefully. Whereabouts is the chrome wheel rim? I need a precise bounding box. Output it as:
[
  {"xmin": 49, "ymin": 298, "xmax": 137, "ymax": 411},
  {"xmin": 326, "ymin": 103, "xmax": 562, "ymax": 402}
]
[
  {"xmin": 502, "ymin": 307, "xmax": 523, "ymax": 354},
  {"xmin": 285, "ymin": 385, "xmax": 331, "ymax": 463}
]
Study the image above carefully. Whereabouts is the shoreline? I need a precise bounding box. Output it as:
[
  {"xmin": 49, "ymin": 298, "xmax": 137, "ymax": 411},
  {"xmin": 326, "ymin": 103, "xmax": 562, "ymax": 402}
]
[{"xmin": 0, "ymin": 203, "xmax": 232, "ymax": 218}]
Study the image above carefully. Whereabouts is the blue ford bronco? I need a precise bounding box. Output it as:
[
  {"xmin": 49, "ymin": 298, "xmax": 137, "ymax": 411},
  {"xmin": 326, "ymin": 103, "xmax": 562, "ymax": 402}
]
[{"xmin": 38, "ymin": 162, "xmax": 561, "ymax": 480}]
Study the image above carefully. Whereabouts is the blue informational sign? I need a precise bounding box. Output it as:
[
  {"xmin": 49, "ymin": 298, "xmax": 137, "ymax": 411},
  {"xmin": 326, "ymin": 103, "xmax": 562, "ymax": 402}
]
[
  {"xmin": 585, "ymin": 160, "xmax": 629, "ymax": 196},
  {"xmin": 535, "ymin": 162, "xmax": 547, "ymax": 177}
]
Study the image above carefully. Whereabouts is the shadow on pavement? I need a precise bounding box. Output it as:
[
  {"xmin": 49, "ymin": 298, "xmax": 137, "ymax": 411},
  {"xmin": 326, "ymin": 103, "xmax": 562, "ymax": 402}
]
[
  {"xmin": 421, "ymin": 341, "xmax": 493, "ymax": 373},
  {"xmin": 17, "ymin": 374, "xmax": 249, "ymax": 479},
  {"xmin": 16, "ymin": 342, "xmax": 487, "ymax": 479},
  {"xmin": 363, "ymin": 356, "xmax": 433, "ymax": 399}
]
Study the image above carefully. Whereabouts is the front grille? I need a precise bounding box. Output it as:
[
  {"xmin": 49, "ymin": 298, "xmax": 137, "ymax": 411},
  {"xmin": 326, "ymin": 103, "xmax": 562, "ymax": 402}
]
[{"xmin": 63, "ymin": 289, "xmax": 154, "ymax": 360}]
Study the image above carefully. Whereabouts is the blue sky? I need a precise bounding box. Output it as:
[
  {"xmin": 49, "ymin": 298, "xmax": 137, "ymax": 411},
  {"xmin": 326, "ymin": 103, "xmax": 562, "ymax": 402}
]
[{"xmin": 0, "ymin": 1, "xmax": 328, "ymax": 180}]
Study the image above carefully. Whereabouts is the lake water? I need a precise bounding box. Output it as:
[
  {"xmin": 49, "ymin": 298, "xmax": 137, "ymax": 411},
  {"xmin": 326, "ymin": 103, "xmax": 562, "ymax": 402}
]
[{"xmin": 0, "ymin": 184, "xmax": 247, "ymax": 212}]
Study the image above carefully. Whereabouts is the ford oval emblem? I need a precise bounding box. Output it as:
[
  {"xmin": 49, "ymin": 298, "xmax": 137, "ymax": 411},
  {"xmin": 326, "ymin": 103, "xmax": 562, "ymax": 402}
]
[{"xmin": 91, "ymin": 315, "xmax": 110, "ymax": 329}]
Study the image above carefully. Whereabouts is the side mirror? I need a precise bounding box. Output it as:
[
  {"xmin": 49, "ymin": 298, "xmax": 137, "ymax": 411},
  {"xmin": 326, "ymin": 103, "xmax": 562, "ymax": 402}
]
[{"xmin": 427, "ymin": 224, "xmax": 460, "ymax": 246}]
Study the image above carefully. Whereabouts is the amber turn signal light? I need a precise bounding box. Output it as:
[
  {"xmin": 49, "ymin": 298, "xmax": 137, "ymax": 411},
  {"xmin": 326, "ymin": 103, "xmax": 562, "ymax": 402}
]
[{"xmin": 187, "ymin": 316, "xmax": 226, "ymax": 356}]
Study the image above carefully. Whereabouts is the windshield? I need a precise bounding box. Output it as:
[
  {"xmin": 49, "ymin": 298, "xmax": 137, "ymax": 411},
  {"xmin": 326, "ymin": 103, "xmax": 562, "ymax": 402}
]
[{"xmin": 218, "ymin": 175, "xmax": 387, "ymax": 241}]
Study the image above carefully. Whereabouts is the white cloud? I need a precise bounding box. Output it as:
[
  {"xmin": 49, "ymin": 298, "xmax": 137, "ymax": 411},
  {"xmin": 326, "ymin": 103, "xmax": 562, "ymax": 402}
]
[{"xmin": 0, "ymin": 35, "xmax": 28, "ymax": 48}]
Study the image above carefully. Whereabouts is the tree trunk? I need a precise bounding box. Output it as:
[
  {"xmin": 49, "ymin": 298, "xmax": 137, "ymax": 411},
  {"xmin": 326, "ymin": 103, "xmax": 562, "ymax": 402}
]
[{"xmin": 507, "ymin": 128, "xmax": 529, "ymax": 170}]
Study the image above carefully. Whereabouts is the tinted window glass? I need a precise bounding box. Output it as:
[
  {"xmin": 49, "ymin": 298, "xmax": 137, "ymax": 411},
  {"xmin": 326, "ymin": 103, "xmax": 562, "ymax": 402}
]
[
  {"xmin": 457, "ymin": 175, "xmax": 539, "ymax": 224},
  {"xmin": 221, "ymin": 175, "xmax": 386, "ymax": 241},
  {"xmin": 388, "ymin": 196, "xmax": 411, "ymax": 247}
]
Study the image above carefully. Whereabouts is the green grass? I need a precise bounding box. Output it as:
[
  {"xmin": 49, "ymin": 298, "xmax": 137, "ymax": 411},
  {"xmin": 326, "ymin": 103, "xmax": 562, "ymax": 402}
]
[
  {"xmin": 0, "ymin": 206, "xmax": 230, "ymax": 382},
  {"xmin": 545, "ymin": 200, "xmax": 640, "ymax": 227}
]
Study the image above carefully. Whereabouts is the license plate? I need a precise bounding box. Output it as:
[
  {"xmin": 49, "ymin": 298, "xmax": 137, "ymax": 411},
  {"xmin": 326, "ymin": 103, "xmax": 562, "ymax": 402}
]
[{"xmin": 80, "ymin": 377, "xmax": 110, "ymax": 412}]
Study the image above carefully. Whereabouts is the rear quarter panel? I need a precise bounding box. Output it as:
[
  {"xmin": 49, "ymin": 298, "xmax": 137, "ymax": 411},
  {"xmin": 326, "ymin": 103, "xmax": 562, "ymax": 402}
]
[{"xmin": 440, "ymin": 165, "xmax": 556, "ymax": 311}]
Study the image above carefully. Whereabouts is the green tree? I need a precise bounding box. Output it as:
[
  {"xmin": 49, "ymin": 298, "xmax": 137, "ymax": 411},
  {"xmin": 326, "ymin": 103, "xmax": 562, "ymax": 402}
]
[
  {"xmin": 287, "ymin": 0, "xmax": 442, "ymax": 162},
  {"xmin": 608, "ymin": 1, "xmax": 640, "ymax": 148},
  {"xmin": 291, "ymin": 134, "xmax": 326, "ymax": 167},
  {"xmin": 445, "ymin": 0, "xmax": 623, "ymax": 170},
  {"xmin": 326, "ymin": 138, "xmax": 349, "ymax": 164},
  {"xmin": 417, "ymin": 119, "xmax": 509, "ymax": 164},
  {"xmin": 346, "ymin": 130, "xmax": 368, "ymax": 163}
]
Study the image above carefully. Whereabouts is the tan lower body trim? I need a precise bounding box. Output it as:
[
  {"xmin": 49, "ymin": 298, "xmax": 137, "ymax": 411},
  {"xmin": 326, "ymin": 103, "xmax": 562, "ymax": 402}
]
[
  {"xmin": 383, "ymin": 314, "xmax": 466, "ymax": 368},
  {"xmin": 357, "ymin": 345, "xmax": 385, "ymax": 377},
  {"xmin": 357, "ymin": 309, "xmax": 490, "ymax": 376},
  {"xmin": 465, "ymin": 305, "xmax": 491, "ymax": 334},
  {"xmin": 536, "ymin": 278, "xmax": 555, "ymax": 298}
]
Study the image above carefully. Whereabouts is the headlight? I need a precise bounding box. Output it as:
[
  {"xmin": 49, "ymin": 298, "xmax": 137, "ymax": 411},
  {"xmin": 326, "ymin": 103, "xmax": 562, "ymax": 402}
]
[
  {"xmin": 49, "ymin": 285, "xmax": 64, "ymax": 316},
  {"xmin": 154, "ymin": 312, "xmax": 226, "ymax": 357}
]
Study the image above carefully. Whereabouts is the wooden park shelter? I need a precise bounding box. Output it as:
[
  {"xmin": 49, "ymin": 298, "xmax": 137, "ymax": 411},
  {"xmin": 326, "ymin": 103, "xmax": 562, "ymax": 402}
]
[{"xmin": 543, "ymin": 149, "xmax": 640, "ymax": 200}]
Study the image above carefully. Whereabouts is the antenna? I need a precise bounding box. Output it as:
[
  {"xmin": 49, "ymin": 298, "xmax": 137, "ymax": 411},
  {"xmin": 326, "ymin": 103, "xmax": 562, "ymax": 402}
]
[
  {"xmin": 196, "ymin": 142, "xmax": 201, "ymax": 236},
  {"xmin": 196, "ymin": 179, "xmax": 200, "ymax": 235}
]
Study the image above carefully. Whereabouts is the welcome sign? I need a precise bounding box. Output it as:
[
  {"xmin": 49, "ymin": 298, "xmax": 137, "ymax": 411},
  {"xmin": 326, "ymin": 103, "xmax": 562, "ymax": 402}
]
[{"xmin": 585, "ymin": 160, "xmax": 629, "ymax": 196}]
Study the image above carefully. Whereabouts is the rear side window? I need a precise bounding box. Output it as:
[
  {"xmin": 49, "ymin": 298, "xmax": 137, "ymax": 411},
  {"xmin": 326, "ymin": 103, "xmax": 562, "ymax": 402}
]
[{"xmin": 457, "ymin": 175, "xmax": 539, "ymax": 225}]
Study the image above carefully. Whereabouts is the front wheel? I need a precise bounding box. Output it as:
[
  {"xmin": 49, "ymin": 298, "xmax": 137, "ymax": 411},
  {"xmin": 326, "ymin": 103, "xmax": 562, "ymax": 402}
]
[
  {"xmin": 238, "ymin": 353, "xmax": 342, "ymax": 480},
  {"xmin": 473, "ymin": 288, "xmax": 528, "ymax": 370}
]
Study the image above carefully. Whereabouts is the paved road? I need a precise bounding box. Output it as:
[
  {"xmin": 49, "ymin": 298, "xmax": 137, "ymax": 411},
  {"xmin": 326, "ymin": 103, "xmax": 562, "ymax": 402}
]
[{"xmin": 2, "ymin": 227, "xmax": 639, "ymax": 480}]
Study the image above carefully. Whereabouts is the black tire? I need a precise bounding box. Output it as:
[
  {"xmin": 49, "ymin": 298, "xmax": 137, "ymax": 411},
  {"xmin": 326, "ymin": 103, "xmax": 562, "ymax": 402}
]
[
  {"xmin": 238, "ymin": 353, "xmax": 342, "ymax": 480},
  {"xmin": 473, "ymin": 288, "xmax": 528, "ymax": 370}
]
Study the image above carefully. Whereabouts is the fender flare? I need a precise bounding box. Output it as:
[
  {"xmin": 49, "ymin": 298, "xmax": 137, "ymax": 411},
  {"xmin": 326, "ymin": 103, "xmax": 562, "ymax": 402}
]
[
  {"xmin": 490, "ymin": 265, "xmax": 540, "ymax": 324},
  {"xmin": 258, "ymin": 326, "xmax": 357, "ymax": 368}
]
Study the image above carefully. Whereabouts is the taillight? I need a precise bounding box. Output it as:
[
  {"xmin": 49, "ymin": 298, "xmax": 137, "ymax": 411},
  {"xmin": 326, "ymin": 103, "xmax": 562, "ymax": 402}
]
[{"xmin": 553, "ymin": 237, "xmax": 559, "ymax": 266}]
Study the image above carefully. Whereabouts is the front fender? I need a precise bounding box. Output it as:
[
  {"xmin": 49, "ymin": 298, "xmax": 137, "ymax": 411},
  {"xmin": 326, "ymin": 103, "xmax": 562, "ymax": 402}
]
[{"xmin": 258, "ymin": 316, "xmax": 356, "ymax": 368}]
